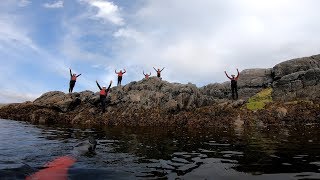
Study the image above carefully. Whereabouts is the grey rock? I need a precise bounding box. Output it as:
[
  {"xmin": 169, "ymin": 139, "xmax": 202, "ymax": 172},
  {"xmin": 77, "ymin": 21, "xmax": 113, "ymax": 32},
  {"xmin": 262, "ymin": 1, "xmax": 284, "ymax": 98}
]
[
  {"xmin": 273, "ymin": 55, "xmax": 320, "ymax": 80},
  {"xmin": 272, "ymin": 68, "xmax": 320, "ymax": 101},
  {"xmin": 237, "ymin": 68, "xmax": 273, "ymax": 87},
  {"xmin": 200, "ymin": 68, "xmax": 272, "ymax": 100}
]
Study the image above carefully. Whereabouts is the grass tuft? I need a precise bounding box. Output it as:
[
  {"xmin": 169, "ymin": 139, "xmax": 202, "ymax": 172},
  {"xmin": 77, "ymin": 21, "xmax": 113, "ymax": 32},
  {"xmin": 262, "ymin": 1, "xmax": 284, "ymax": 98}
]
[{"xmin": 246, "ymin": 88, "xmax": 273, "ymax": 111}]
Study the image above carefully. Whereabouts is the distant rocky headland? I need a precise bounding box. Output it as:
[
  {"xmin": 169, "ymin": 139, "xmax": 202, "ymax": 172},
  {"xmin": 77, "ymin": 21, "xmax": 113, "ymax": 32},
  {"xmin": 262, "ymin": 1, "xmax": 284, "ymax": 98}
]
[{"xmin": 1, "ymin": 54, "xmax": 320, "ymax": 127}]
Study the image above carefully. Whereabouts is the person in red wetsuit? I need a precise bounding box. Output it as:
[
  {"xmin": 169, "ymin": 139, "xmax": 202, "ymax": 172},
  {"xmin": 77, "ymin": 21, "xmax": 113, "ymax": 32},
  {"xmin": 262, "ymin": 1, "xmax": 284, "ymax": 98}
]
[
  {"xmin": 115, "ymin": 69, "xmax": 126, "ymax": 86},
  {"xmin": 143, "ymin": 71, "xmax": 151, "ymax": 79},
  {"xmin": 153, "ymin": 67, "xmax": 165, "ymax": 79},
  {"xmin": 69, "ymin": 68, "xmax": 81, "ymax": 93},
  {"xmin": 96, "ymin": 80, "xmax": 112, "ymax": 113},
  {"xmin": 26, "ymin": 156, "xmax": 76, "ymax": 180},
  {"xmin": 225, "ymin": 69, "xmax": 240, "ymax": 100},
  {"xmin": 26, "ymin": 137, "xmax": 97, "ymax": 180}
]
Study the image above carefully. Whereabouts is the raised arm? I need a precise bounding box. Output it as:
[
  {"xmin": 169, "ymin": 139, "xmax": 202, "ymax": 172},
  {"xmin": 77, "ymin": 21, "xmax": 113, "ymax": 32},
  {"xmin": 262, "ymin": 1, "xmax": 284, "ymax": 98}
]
[
  {"xmin": 69, "ymin": 68, "xmax": 72, "ymax": 77},
  {"xmin": 153, "ymin": 67, "xmax": 157, "ymax": 72},
  {"xmin": 149, "ymin": 72, "xmax": 151, "ymax": 76},
  {"xmin": 143, "ymin": 71, "xmax": 146, "ymax": 76},
  {"xmin": 107, "ymin": 81, "xmax": 112, "ymax": 92},
  {"xmin": 123, "ymin": 69, "xmax": 126, "ymax": 74},
  {"xmin": 96, "ymin": 81, "xmax": 102, "ymax": 90},
  {"xmin": 224, "ymin": 71, "xmax": 232, "ymax": 80},
  {"xmin": 236, "ymin": 69, "xmax": 240, "ymax": 80},
  {"xmin": 160, "ymin": 67, "xmax": 165, "ymax": 72},
  {"xmin": 115, "ymin": 70, "xmax": 118, "ymax": 74},
  {"xmin": 76, "ymin": 74, "xmax": 82, "ymax": 77}
]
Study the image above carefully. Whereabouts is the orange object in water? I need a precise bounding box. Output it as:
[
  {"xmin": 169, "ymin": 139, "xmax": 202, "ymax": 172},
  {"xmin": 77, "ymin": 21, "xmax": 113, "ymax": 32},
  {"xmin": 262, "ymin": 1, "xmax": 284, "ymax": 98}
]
[{"xmin": 26, "ymin": 156, "xmax": 76, "ymax": 180}]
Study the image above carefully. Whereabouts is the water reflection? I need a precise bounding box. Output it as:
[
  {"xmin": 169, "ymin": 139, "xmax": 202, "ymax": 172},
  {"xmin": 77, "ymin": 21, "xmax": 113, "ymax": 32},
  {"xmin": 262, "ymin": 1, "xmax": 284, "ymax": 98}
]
[{"xmin": 0, "ymin": 119, "xmax": 320, "ymax": 179}]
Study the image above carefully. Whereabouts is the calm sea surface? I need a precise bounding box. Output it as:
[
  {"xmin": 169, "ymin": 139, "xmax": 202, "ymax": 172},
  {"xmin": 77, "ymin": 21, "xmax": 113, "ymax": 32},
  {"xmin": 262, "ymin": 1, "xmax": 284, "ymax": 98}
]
[{"xmin": 0, "ymin": 119, "xmax": 320, "ymax": 179}]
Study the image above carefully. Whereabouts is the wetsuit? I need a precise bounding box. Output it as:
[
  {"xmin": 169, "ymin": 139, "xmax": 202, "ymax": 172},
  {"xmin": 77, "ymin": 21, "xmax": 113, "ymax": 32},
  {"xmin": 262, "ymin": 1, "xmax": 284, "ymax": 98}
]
[
  {"xmin": 143, "ymin": 72, "xmax": 151, "ymax": 79},
  {"xmin": 69, "ymin": 69, "xmax": 81, "ymax": 93},
  {"xmin": 153, "ymin": 67, "xmax": 164, "ymax": 78},
  {"xmin": 225, "ymin": 71, "xmax": 240, "ymax": 100},
  {"xmin": 96, "ymin": 81, "xmax": 112, "ymax": 113},
  {"xmin": 115, "ymin": 70, "xmax": 126, "ymax": 86},
  {"xmin": 231, "ymin": 79, "xmax": 238, "ymax": 100}
]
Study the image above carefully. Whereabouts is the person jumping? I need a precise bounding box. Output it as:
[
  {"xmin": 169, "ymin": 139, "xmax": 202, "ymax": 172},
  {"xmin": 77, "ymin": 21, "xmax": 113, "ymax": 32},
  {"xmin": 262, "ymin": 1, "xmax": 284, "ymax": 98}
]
[
  {"xmin": 69, "ymin": 68, "xmax": 81, "ymax": 93},
  {"xmin": 143, "ymin": 71, "xmax": 151, "ymax": 79},
  {"xmin": 225, "ymin": 69, "xmax": 240, "ymax": 100},
  {"xmin": 96, "ymin": 80, "xmax": 112, "ymax": 113},
  {"xmin": 153, "ymin": 67, "xmax": 165, "ymax": 78},
  {"xmin": 115, "ymin": 69, "xmax": 126, "ymax": 86}
]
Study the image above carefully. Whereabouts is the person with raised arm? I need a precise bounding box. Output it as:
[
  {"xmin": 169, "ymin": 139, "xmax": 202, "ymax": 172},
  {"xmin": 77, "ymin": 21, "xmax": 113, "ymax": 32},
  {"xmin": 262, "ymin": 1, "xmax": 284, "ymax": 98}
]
[
  {"xmin": 225, "ymin": 69, "xmax": 240, "ymax": 100},
  {"xmin": 69, "ymin": 68, "xmax": 81, "ymax": 93},
  {"xmin": 96, "ymin": 80, "xmax": 112, "ymax": 113},
  {"xmin": 143, "ymin": 71, "xmax": 151, "ymax": 79},
  {"xmin": 153, "ymin": 67, "xmax": 165, "ymax": 78},
  {"xmin": 115, "ymin": 69, "xmax": 126, "ymax": 86}
]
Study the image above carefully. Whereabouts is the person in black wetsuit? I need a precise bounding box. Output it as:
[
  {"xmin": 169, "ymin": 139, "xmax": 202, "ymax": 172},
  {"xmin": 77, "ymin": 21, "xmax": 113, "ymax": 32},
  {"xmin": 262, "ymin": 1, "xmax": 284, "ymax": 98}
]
[
  {"xmin": 143, "ymin": 71, "xmax": 151, "ymax": 79},
  {"xmin": 153, "ymin": 67, "xmax": 165, "ymax": 78},
  {"xmin": 115, "ymin": 69, "xmax": 126, "ymax": 86},
  {"xmin": 96, "ymin": 80, "xmax": 112, "ymax": 113},
  {"xmin": 69, "ymin": 68, "xmax": 82, "ymax": 93},
  {"xmin": 225, "ymin": 69, "xmax": 240, "ymax": 100}
]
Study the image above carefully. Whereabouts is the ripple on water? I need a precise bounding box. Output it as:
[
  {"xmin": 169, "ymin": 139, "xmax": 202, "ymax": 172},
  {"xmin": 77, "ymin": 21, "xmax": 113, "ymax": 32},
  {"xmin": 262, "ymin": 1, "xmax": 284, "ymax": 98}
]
[{"xmin": 1, "ymin": 119, "xmax": 320, "ymax": 179}]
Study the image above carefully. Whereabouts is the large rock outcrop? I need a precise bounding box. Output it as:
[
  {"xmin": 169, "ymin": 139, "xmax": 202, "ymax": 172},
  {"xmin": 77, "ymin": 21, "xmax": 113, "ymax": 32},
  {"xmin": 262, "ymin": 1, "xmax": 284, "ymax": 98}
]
[
  {"xmin": 272, "ymin": 55, "xmax": 320, "ymax": 101},
  {"xmin": 273, "ymin": 55, "xmax": 320, "ymax": 80},
  {"xmin": 1, "ymin": 54, "xmax": 320, "ymax": 127}
]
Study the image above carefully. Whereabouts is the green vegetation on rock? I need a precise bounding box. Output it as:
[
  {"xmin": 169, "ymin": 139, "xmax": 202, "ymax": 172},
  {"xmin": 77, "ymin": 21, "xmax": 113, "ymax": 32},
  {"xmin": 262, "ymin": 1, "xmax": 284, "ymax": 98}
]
[{"xmin": 246, "ymin": 88, "xmax": 273, "ymax": 111}]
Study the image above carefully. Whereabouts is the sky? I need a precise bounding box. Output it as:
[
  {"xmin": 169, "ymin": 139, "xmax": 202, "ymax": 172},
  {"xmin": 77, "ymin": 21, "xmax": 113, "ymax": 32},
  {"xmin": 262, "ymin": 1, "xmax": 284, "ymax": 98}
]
[{"xmin": 1, "ymin": 0, "xmax": 320, "ymax": 103}]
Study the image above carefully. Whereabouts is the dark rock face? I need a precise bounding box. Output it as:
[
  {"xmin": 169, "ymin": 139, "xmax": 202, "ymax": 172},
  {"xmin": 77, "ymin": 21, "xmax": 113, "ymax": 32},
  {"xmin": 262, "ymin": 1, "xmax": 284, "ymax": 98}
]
[
  {"xmin": 272, "ymin": 55, "xmax": 320, "ymax": 101},
  {"xmin": 109, "ymin": 78, "xmax": 216, "ymax": 112},
  {"xmin": 272, "ymin": 68, "xmax": 320, "ymax": 101},
  {"xmin": 273, "ymin": 55, "xmax": 320, "ymax": 80}
]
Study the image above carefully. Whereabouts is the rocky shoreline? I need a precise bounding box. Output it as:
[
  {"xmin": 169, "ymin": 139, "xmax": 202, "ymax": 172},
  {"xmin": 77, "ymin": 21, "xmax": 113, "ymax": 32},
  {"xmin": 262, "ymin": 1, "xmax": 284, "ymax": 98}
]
[{"xmin": 1, "ymin": 54, "xmax": 320, "ymax": 127}]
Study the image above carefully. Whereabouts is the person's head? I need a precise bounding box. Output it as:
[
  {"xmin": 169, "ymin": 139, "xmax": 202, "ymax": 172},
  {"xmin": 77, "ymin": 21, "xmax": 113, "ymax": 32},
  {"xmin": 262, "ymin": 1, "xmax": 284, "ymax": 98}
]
[
  {"xmin": 88, "ymin": 136, "xmax": 97, "ymax": 152},
  {"xmin": 73, "ymin": 73, "xmax": 76, "ymax": 76},
  {"xmin": 158, "ymin": 68, "xmax": 160, "ymax": 71},
  {"xmin": 231, "ymin": 75, "xmax": 235, "ymax": 77},
  {"xmin": 120, "ymin": 70, "xmax": 122, "ymax": 73},
  {"xmin": 102, "ymin": 86, "xmax": 106, "ymax": 89}
]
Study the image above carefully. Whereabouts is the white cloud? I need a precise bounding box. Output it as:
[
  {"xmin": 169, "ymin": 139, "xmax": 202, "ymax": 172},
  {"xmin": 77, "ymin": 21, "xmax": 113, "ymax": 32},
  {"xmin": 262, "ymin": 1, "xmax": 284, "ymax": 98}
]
[
  {"xmin": 0, "ymin": 13, "xmax": 70, "ymax": 103},
  {"xmin": 0, "ymin": 91, "xmax": 40, "ymax": 103},
  {"xmin": 108, "ymin": 0, "xmax": 320, "ymax": 85},
  {"xmin": 0, "ymin": 14, "xmax": 38, "ymax": 55},
  {"xmin": 113, "ymin": 28, "xmax": 145, "ymax": 43},
  {"xmin": 43, "ymin": 0, "xmax": 64, "ymax": 9},
  {"xmin": 18, "ymin": 0, "xmax": 31, "ymax": 7},
  {"xmin": 80, "ymin": 0, "xmax": 124, "ymax": 25}
]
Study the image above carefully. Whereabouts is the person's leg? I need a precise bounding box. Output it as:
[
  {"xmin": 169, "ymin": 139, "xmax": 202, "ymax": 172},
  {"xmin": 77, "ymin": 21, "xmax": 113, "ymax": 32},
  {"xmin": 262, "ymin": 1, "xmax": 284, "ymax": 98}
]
[
  {"xmin": 71, "ymin": 82, "xmax": 75, "ymax": 93},
  {"xmin": 101, "ymin": 98, "xmax": 106, "ymax": 113},
  {"xmin": 69, "ymin": 81, "xmax": 75, "ymax": 93},
  {"xmin": 235, "ymin": 85, "xmax": 238, "ymax": 99},
  {"xmin": 117, "ymin": 76, "xmax": 121, "ymax": 86},
  {"xmin": 231, "ymin": 86, "xmax": 235, "ymax": 100}
]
